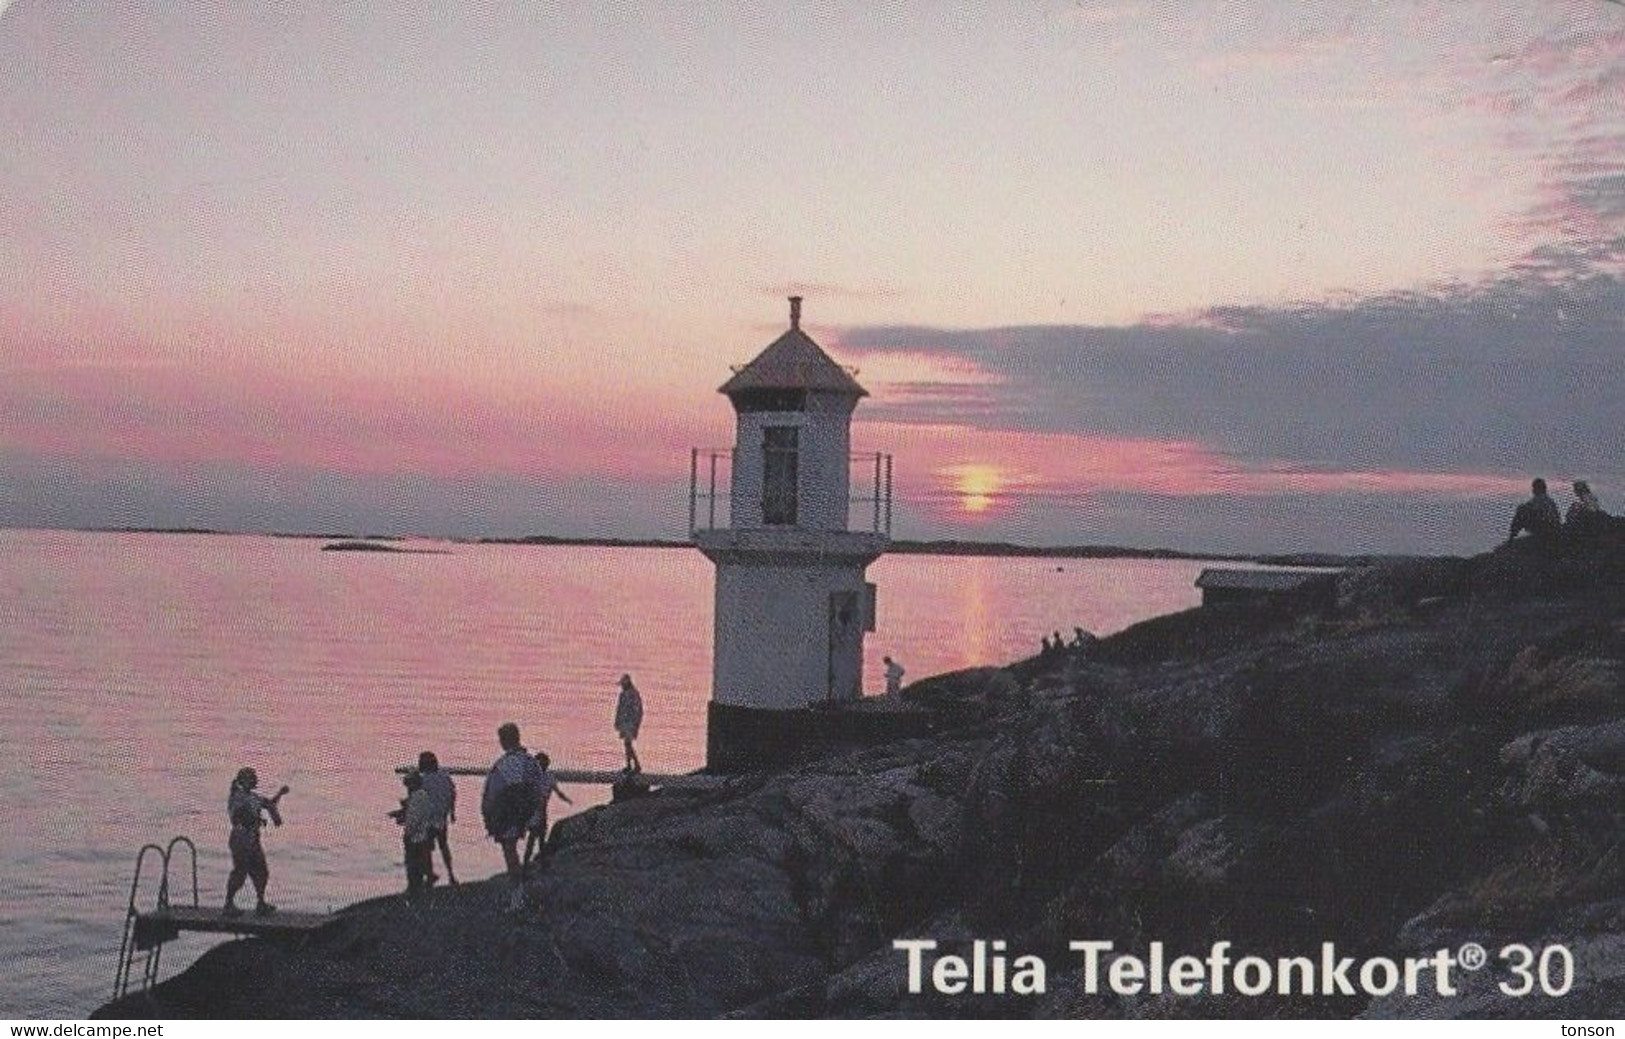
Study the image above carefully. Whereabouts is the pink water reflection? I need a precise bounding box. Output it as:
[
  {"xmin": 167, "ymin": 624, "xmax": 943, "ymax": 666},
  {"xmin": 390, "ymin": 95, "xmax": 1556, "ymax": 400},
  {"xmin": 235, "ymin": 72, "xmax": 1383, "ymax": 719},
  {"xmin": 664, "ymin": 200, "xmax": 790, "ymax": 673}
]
[{"xmin": 0, "ymin": 529, "xmax": 1220, "ymax": 1015}]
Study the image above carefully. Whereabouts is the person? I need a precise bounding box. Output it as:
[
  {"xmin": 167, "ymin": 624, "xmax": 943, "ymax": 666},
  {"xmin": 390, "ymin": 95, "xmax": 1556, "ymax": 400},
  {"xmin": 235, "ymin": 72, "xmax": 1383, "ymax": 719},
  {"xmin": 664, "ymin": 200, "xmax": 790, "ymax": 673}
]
[
  {"xmin": 1040, "ymin": 634, "xmax": 1053, "ymax": 658},
  {"xmin": 1565, "ymin": 480, "xmax": 1608, "ymax": 536},
  {"xmin": 481, "ymin": 722, "xmax": 547, "ymax": 912},
  {"xmin": 391, "ymin": 770, "xmax": 436, "ymax": 901},
  {"xmin": 614, "ymin": 674, "xmax": 644, "ymax": 773},
  {"xmin": 223, "ymin": 767, "xmax": 289, "ymax": 918},
  {"xmin": 1508, "ymin": 478, "xmax": 1561, "ymax": 543},
  {"xmin": 883, "ymin": 656, "xmax": 905, "ymax": 696},
  {"xmin": 417, "ymin": 751, "xmax": 458, "ymax": 886},
  {"xmin": 522, "ymin": 751, "xmax": 573, "ymax": 873},
  {"xmin": 1070, "ymin": 627, "xmax": 1097, "ymax": 652}
]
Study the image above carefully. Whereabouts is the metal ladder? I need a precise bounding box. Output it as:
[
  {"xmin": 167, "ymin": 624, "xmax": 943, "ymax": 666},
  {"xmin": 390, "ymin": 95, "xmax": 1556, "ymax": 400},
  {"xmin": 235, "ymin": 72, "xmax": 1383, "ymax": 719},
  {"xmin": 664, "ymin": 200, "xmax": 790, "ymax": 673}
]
[{"xmin": 112, "ymin": 836, "xmax": 198, "ymax": 1001}]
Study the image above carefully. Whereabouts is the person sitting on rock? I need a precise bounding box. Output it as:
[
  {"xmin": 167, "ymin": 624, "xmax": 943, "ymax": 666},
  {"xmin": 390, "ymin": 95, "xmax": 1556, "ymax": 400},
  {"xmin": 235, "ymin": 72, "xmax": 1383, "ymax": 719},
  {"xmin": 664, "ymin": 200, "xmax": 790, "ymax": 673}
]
[
  {"xmin": 1564, "ymin": 480, "xmax": 1608, "ymax": 537},
  {"xmin": 1508, "ymin": 478, "xmax": 1562, "ymax": 543},
  {"xmin": 224, "ymin": 767, "xmax": 289, "ymax": 918}
]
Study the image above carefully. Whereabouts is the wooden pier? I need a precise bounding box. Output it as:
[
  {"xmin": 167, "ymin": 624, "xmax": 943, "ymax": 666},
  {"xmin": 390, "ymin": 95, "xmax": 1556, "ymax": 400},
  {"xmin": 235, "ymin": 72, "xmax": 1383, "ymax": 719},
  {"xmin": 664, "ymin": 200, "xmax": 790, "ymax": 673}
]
[
  {"xmin": 132, "ymin": 905, "xmax": 341, "ymax": 949},
  {"xmin": 115, "ymin": 836, "xmax": 342, "ymax": 1002},
  {"xmin": 394, "ymin": 765, "xmax": 729, "ymax": 790}
]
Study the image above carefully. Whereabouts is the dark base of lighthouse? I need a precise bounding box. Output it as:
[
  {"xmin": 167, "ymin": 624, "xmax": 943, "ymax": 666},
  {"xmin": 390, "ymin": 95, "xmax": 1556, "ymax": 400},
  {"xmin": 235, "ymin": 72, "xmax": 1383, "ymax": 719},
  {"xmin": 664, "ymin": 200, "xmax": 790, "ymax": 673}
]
[{"xmin": 706, "ymin": 700, "xmax": 934, "ymax": 773}]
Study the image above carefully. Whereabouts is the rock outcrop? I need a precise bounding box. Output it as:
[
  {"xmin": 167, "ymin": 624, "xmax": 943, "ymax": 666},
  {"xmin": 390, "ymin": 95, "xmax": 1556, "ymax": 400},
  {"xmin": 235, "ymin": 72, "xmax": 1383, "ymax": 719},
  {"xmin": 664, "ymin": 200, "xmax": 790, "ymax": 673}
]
[{"xmin": 99, "ymin": 533, "xmax": 1625, "ymax": 1018}]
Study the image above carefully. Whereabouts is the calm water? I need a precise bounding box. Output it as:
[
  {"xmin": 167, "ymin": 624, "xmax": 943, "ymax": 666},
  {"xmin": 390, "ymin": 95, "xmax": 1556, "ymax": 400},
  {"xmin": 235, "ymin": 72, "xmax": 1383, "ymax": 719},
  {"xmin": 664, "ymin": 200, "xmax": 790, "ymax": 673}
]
[{"xmin": 0, "ymin": 529, "xmax": 1219, "ymax": 1016}]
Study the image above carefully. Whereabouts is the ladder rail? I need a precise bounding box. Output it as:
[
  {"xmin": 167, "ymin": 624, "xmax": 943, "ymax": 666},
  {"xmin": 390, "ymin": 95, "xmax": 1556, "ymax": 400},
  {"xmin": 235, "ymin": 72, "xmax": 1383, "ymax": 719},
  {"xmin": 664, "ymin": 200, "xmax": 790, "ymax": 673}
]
[
  {"xmin": 149, "ymin": 836, "xmax": 200, "ymax": 987},
  {"xmin": 163, "ymin": 836, "xmax": 200, "ymax": 909},
  {"xmin": 113, "ymin": 843, "xmax": 168, "ymax": 1001},
  {"xmin": 113, "ymin": 835, "xmax": 203, "ymax": 1001}
]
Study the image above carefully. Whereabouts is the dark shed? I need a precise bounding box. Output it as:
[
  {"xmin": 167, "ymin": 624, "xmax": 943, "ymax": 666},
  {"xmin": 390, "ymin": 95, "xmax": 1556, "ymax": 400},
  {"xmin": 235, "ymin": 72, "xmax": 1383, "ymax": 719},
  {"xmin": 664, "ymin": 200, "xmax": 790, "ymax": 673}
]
[{"xmin": 1195, "ymin": 568, "xmax": 1340, "ymax": 611}]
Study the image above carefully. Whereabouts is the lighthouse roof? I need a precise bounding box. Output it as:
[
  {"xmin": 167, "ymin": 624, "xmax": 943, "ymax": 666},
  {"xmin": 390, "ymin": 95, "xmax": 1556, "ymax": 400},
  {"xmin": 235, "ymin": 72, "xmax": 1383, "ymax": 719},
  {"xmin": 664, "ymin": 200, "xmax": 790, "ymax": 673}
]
[{"xmin": 719, "ymin": 298, "xmax": 868, "ymax": 399}]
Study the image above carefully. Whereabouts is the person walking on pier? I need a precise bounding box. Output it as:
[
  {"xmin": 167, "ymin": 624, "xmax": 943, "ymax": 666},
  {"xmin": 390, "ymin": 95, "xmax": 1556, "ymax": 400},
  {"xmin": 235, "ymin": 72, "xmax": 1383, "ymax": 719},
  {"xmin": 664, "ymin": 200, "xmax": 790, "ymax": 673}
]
[
  {"xmin": 482, "ymin": 722, "xmax": 546, "ymax": 913},
  {"xmin": 615, "ymin": 674, "xmax": 644, "ymax": 773},
  {"xmin": 223, "ymin": 767, "xmax": 289, "ymax": 918},
  {"xmin": 417, "ymin": 751, "xmax": 458, "ymax": 886},
  {"xmin": 522, "ymin": 751, "xmax": 573, "ymax": 873}
]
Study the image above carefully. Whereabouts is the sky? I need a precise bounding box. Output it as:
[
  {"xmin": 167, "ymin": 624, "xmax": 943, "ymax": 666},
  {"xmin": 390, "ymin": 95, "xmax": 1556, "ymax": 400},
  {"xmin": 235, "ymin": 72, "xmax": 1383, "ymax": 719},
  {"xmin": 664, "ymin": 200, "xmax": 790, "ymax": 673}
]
[{"xmin": 2, "ymin": 0, "xmax": 1622, "ymax": 554}]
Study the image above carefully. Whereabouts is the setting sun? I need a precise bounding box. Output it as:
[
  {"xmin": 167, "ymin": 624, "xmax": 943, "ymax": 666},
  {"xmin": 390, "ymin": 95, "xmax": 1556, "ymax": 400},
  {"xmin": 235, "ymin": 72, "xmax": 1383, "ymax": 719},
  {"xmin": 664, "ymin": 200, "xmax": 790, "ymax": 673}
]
[{"xmin": 949, "ymin": 464, "xmax": 1003, "ymax": 516}]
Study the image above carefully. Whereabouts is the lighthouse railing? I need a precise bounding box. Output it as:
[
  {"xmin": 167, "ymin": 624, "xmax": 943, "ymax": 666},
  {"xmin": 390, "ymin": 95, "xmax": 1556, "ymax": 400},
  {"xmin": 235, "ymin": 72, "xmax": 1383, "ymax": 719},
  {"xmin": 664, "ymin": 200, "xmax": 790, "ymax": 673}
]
[
  {"xmin": 847, "ymin": 452, "xmax": 894, "ymax": 536},
  {"xmin": 687, "ymin": 449, "xmax": 892, "ymax": 536},
  {"xmin": 689, "ymin": 448, "xmax": 735, "ymax": 533}
]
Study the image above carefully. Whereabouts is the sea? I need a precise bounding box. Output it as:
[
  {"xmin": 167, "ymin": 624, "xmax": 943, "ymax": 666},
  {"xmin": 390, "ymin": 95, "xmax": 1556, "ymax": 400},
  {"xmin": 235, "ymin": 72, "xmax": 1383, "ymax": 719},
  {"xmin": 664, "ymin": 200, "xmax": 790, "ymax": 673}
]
[{"xmin": 0, "ymin": 528, "xmax": 1227, "ymax": 1017}]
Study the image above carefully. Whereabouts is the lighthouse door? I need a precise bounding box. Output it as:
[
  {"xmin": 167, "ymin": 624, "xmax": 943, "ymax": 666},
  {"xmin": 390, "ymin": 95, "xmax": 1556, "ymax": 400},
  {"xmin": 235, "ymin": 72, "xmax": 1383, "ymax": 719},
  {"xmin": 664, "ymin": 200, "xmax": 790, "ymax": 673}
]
[{"xmin": 827, "ymin": 590, "xmax": 862, "ymax": 702}]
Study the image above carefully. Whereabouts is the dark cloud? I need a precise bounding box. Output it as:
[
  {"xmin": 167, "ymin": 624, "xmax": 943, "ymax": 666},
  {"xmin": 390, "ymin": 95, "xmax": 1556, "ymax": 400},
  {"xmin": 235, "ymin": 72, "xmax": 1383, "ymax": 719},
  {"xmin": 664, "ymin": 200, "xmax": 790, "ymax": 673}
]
[{"xmin": 842, "ymin": 272, "xmax": 1625, "ymax": 483}]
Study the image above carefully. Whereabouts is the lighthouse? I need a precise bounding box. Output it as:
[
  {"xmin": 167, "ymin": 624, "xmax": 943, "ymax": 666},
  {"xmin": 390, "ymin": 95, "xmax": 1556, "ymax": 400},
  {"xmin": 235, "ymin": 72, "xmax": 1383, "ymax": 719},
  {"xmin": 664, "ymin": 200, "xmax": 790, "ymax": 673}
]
[{"xmin": 691, "ymin": 296, "xmax": 892, "ymax": 770}]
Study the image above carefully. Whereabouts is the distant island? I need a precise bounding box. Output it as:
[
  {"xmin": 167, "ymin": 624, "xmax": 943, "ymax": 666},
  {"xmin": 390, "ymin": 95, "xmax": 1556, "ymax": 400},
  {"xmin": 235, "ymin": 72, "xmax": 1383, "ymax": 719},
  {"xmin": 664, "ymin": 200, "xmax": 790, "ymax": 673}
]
[
  {"xmin": 63, "ymin": 525, "xmax": 1372, "ymax": 568},
  {"xmin": 321, "ymin": 540, "xmax": 449, "ymax": 555},
  {"xmin": 470, "ymin": 532, "xmax": 1374, "ymax": 568},
  {"xmin": 85, "ymin": 526, "xmax": 392, "ymax": 541}
]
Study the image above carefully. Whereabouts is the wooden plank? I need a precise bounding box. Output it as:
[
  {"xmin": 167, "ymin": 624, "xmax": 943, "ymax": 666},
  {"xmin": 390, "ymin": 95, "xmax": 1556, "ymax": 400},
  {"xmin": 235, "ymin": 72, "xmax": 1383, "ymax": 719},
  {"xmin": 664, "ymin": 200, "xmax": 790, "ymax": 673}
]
[
  {"xmin": 394, "ymin": 765, "xmax": 727, "ymax": 790},
  {"xmin": 553, "ymin": 769, "xmax": 726, "ymax": 789},
  {"xmin": 137, "ymin": 905, "xmax": 341, "ymax": 940}
]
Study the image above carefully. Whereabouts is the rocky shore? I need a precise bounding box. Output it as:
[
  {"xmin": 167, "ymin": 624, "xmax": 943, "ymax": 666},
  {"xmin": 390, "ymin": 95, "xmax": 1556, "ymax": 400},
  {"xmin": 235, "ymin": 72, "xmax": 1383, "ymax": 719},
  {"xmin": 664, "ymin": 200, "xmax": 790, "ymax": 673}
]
[{"xmin": 98, "ymin": 534, "xmax": 1625, "ymax": 1018}]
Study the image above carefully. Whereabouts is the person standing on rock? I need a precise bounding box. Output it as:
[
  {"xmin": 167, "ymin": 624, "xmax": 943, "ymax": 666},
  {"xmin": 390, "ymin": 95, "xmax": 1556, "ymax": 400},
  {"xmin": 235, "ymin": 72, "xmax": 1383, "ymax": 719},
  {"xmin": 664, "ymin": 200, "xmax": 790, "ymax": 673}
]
[
  {"xmin": 522, "ymin": 751, "xmax": 573, "ymax": 873},
  {"xmin": 614, "ymin": 674, "xmax": 644, "ymax": 773},
  {"xmin": 392, "ymin": 770, "xmax": 436, "ymax": 901},
  {"xmin": 482, "ymin": 722, "xmax": 546, "ymax": 913},
  {"xmin": 884, "ymin": 656, "xmax": 905, "ymax": 696},
  {"xmin": 417, "ymin": 750, "xmax": 458, "ymax": 886},
  {"xmin": 223, "ymin": 767, "xmax": 289, "ymax": 918}
]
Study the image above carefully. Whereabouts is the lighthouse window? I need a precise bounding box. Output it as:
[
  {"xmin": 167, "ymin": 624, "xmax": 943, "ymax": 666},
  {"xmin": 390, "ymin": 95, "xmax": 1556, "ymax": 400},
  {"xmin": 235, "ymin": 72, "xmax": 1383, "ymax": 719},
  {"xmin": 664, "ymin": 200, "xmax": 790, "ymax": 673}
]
[
  {"xmin": 762, "ymin": 426, "xmax": 799, "ymax": 525},
  {"xmin": 734, "ymin": 389, "xmax": 806, "ymax": 412}
]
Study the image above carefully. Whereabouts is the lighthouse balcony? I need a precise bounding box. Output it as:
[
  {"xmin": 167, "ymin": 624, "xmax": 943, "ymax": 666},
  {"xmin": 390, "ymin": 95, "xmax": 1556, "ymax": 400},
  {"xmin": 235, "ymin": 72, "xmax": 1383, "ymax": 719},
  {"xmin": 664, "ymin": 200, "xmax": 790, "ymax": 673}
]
[
  {"xmin": 687, "ymin": 447, "xmax": 894, "ymax": 538},
  {"xmin": 692, "ymin": 525, "xmax": 889, "ymax": 564}
]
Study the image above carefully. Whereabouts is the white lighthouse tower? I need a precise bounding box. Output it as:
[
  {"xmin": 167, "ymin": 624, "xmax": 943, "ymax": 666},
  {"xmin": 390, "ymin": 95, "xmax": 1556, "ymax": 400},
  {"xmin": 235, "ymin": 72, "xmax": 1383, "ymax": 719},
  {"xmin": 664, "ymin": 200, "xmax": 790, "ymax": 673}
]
[{"xmin": 691, "ymin": 296, "xmax": 892, "ymax": 770}]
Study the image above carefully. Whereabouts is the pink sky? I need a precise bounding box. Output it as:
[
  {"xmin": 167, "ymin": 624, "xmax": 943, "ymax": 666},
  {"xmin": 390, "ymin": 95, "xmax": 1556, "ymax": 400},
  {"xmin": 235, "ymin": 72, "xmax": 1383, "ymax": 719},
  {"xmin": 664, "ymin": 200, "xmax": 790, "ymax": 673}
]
[{"xmin": 2, "ymin": 2, "xmax": 1621, "ymax": 553}]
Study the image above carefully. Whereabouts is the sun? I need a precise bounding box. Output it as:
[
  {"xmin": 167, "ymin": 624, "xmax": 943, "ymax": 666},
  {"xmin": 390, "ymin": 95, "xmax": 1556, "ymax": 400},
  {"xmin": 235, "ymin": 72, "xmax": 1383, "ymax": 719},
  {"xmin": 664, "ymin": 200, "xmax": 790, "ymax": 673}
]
[{"xmin": 951, "ymin": 464, "xmax": 1002, "ymax": 516}]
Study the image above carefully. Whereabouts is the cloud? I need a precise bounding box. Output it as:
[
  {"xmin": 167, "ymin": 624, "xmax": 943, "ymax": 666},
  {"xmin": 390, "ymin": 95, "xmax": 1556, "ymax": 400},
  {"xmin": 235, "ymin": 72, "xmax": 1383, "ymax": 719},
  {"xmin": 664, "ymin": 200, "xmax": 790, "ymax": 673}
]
[
  {"xmin": 1461, "ymin": 21, "xmax": 1625, "ymax": 274},
  {"xmin": 0, "ymin": 356, "xmax": 722, "ymax": 483},
  {"xmin": 839, "ymin": 272, "xmax": 1625, "ymax": 487}
]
